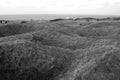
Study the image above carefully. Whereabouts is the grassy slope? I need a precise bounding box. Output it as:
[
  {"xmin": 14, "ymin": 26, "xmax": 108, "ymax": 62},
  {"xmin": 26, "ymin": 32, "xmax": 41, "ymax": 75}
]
[{"xmin": 0, "ymin": 19, "xmax": 120, "ymax": 80}]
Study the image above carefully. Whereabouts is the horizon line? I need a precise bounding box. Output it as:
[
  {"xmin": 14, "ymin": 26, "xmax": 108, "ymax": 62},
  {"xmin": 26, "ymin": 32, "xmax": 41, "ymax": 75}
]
[{"xmin": 0, "ymin": 14, "xmax": 120, "ymax": 16}]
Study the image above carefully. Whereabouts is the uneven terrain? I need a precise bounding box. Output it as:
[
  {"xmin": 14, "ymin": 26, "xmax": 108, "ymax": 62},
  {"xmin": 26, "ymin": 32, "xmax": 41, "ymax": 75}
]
[{"xmin": 0, "ymin": 18, "xmax": 120, "ymax": 80}]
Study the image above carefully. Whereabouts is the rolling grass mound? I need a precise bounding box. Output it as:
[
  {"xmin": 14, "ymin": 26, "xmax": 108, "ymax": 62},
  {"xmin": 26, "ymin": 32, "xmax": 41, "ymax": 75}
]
[
  {"xmin": 0, "ymin": 22, "xmax": 62, "ymax": 38},
  {"xmin": 0, "ymin": 39, "xmax": 76, "ymax": 80},
  {"xmin": 73, "ymin": 46, "xmax": 120, "ymax": 80},
  {"xmin": 74, "ymin": 22, "xmax": 120, "ymax": 38},
  {"xmin": 0, "ymin": 23, "xmax": 35, "ymax": 37},
  {"xmin": 0, "ymin": 19, "xmax": 120, "ymax": 80}
]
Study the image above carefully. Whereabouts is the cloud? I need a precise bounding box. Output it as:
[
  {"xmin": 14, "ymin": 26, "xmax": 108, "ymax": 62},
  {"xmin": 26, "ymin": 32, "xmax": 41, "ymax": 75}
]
[{"xmin": 0, "ymin": 0, "xmax": 120, "ymax": 15}]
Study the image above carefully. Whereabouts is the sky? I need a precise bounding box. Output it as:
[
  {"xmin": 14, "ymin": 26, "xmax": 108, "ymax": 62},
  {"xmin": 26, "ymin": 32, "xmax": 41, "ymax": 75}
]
[{"xmin": 0, "ymin": 0, "xmax": 120, "ymax": 15}]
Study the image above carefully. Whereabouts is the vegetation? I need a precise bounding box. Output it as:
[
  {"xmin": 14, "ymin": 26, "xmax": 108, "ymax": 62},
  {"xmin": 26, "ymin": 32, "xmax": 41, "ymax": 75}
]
[{"xmin": 0, "ymin": 18, "xmax": 120, "ymax": 80}]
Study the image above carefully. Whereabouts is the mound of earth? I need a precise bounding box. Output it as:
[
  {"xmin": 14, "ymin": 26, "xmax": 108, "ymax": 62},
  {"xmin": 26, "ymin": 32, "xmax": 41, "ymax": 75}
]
[{"xmin": 0, "ymin": 19, "xmax": 120, "ymax": 80}]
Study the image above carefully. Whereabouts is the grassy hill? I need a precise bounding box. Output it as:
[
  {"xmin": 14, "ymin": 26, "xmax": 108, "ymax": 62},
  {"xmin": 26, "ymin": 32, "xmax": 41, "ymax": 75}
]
[{"xmin": 0, "ymin": 18, "xmax": 120, "ymax": 80}]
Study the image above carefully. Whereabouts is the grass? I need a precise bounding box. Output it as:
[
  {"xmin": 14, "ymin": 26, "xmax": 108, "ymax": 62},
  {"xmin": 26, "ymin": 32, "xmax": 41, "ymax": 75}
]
[{"xmin": 0, "ymin": 19, "xmax": 120, "ymax": 80}]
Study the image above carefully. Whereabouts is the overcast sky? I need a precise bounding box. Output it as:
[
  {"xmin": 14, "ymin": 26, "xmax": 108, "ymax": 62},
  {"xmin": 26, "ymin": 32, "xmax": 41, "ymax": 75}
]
[{"xmin": 0, "ymin": 0, "xmax": 120, "ymax": 15}]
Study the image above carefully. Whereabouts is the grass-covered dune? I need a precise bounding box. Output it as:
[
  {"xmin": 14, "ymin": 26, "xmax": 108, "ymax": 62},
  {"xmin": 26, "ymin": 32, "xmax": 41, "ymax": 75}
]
[{"xmin": 0, "ymin": 18, "xmax": 120, "ymax": 80}]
